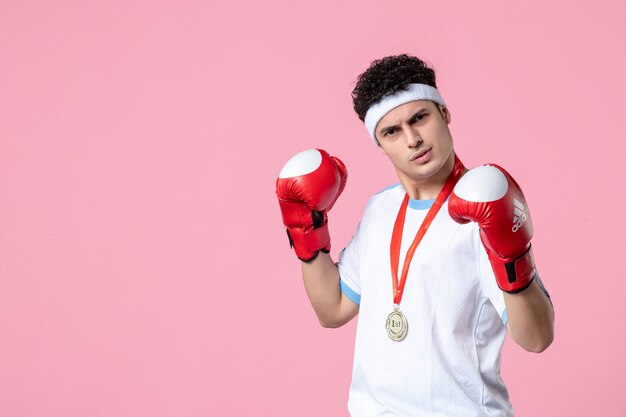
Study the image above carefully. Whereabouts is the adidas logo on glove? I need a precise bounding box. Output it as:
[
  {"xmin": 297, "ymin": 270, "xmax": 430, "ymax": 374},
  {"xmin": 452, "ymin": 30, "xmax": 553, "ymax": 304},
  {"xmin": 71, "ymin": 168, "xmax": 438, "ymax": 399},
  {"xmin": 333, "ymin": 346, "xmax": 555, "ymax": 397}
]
[{"xmin": 512, "ymin": 198, "xmax": 528, "ymax": 233}]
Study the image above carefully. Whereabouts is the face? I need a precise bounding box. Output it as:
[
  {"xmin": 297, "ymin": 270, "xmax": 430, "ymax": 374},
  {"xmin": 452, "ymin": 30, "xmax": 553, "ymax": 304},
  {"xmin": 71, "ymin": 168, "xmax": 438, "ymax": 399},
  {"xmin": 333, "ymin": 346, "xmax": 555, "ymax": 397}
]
[{"xmin": 375, "ymin": 100, "xmax": 455, "ymax": 194}]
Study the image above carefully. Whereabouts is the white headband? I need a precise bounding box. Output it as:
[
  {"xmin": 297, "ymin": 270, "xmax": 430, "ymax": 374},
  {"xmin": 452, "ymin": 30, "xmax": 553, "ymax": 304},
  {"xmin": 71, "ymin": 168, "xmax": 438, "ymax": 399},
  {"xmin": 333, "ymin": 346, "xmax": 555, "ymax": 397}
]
[{"xmin": 363, "ymin": 83, "xmax": 446, "ymax": 145}]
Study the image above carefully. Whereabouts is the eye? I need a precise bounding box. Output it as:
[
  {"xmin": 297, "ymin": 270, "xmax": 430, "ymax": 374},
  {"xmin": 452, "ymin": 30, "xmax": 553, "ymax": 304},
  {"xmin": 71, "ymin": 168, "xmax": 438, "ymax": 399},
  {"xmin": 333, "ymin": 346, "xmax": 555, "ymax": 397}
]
[
  {"xmin": 384, "ymin": 128, "xmax": 397, "ymax": 137},
  {"xmin": 411, "ymin": 113, "xmax": 427, "ymax": 124}
]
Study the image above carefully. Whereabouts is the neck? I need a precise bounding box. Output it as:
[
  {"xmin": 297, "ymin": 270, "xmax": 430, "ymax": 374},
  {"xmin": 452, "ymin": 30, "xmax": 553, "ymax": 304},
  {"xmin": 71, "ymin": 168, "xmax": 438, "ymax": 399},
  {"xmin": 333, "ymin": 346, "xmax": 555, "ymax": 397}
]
[{"xmin": 401, "ymin": 151, "xmax": 457, "ymax": 200}]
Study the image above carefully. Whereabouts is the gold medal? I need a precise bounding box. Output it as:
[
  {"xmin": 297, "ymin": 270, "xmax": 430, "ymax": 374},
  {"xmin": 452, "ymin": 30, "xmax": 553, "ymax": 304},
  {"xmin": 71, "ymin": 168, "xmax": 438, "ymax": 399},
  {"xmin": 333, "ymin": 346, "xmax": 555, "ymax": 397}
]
[{"xmin": 385, "ymin": 305, "xmax": 408, "ymax": 341}]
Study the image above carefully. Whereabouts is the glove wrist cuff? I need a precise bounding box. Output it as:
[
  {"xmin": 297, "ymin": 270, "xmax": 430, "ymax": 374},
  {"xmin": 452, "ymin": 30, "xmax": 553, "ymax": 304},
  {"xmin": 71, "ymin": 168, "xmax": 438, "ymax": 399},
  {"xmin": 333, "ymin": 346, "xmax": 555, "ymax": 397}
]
[
  {"xmin": 490, "ymin": 245, "xmax": 536, "ymax": 294},
  {"xmin": 286, "ymin": 224, "xmax": 331, "ymax": 262}
]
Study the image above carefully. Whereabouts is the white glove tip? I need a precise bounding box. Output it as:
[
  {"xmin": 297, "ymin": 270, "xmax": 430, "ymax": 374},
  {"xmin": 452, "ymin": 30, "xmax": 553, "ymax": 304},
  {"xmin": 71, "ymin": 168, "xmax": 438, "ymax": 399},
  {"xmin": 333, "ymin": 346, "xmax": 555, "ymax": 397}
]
[
  {"xmin": 454, "ymin": 165, "xmax": 508, "ymax": 202},
  {"xmin": 279, "ymin": 149, "xmax": 322, "ymax": 178}
]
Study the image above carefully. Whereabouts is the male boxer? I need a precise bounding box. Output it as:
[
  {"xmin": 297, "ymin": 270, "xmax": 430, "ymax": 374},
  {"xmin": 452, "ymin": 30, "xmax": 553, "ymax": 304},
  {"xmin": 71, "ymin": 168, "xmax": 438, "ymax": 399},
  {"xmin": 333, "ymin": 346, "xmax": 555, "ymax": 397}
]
[{"xmin": 276, "ymin": 55, "xmax": 554, "ymax": 416}]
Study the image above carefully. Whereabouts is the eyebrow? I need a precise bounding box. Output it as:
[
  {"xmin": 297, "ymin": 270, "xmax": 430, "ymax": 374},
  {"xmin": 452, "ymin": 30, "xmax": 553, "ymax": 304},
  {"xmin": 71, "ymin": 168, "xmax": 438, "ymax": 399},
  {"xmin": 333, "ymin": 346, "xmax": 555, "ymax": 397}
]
[{"xmin": 378, "ymin": 108, "xmax": 429, "ymax": 136}]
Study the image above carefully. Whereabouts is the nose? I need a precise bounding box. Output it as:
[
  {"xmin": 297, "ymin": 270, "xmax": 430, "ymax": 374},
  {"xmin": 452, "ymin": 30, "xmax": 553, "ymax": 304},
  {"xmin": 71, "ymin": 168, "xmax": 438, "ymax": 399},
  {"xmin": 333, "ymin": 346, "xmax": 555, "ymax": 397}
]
[{"xmin": 403, "ymin": 125, "xmax": 422, "ymax": 148}]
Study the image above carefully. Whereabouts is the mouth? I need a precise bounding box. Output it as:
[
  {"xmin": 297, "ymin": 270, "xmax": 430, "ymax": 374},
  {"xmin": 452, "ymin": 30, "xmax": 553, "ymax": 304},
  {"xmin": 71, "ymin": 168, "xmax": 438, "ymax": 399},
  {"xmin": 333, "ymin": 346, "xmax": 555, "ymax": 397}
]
[{"xmin": 410, "ymin": 147, "xmax": 432, "ymax": 162}]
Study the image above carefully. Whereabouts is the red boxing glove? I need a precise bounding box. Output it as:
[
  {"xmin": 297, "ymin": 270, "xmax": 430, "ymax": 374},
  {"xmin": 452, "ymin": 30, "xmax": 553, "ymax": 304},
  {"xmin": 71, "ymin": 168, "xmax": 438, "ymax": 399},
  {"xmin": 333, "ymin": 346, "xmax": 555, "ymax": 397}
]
[
  {"xmin": 276, "ymin": 149, "xmax": 347, "ymax": 262},
  {"xmin": 448, "ymin": 164, "xmax": 536, "ymax": 293}
]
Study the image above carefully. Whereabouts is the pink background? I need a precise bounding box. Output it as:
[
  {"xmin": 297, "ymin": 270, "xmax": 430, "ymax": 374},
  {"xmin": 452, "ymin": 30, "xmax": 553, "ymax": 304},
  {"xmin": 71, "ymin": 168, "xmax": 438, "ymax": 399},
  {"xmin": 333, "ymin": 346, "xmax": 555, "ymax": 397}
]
[{"xmin": 1, "ymin": 1, "xmax": 624, "ymax": 415}]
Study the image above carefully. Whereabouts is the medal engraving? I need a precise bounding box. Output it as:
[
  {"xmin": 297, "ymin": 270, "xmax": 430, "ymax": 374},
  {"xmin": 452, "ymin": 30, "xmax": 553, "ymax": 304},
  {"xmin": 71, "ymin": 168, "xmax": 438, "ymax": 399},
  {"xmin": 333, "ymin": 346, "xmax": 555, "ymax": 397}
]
[{"xmin": 386, "ymin": 307, "xmax": 408, "ymax": 341}]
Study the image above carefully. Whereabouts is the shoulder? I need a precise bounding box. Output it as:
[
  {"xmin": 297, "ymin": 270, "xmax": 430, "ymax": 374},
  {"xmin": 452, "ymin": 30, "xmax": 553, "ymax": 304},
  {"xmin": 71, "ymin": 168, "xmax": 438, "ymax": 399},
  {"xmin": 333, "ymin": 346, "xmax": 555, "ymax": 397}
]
[
  {"xmin": 374, "ymin": 183, "xmax": 403, "ymax": 196},
  {"xmin": 365, "ymin": 183, "xmax": 404, "ymax": 210},
  {"xmin": 358, "ymin": 183, "xmax": 402, "ymax": 219}
]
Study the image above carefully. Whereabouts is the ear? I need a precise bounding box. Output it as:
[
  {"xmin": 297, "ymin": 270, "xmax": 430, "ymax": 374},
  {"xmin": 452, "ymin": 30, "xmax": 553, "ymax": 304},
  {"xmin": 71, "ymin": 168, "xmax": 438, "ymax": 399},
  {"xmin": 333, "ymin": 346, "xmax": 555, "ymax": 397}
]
[{"xmin": 440, "ymin": 105, "xmax": 451, "ymax": 124}]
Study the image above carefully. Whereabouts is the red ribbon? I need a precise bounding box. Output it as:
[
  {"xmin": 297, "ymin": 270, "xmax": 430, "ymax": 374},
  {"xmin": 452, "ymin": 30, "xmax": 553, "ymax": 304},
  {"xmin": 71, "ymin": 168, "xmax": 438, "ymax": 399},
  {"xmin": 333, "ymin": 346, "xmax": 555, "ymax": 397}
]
[{"xmin": 390, "ymin": 155, "xmax": 466, "ymax": 305}]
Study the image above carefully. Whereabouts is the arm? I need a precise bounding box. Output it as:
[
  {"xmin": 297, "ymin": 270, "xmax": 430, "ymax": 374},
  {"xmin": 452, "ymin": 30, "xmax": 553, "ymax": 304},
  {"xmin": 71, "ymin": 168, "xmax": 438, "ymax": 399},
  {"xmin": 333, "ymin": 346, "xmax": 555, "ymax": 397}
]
[
  {"xmin": 276, "ymin": 149, "xmax": 357, "ymax": 328},
  {"xmin": 504, "ymin": 280, "xmax": 554, "ymax": 352},
  {"xmin": 302, "ymin": 253, "xmax": 359, "ymax": 328},
  {"xmin": 449, "ymin": 164, "xmax": 554, "ymax": 353}
]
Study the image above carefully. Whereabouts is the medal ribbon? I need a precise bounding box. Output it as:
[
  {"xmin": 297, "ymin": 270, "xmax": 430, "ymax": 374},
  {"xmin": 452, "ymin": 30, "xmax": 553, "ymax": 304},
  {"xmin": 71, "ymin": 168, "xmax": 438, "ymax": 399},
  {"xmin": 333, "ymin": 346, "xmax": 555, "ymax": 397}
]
[{"xmin": 390, "ymin": 155, "xmax": 466, "ymax": 305}]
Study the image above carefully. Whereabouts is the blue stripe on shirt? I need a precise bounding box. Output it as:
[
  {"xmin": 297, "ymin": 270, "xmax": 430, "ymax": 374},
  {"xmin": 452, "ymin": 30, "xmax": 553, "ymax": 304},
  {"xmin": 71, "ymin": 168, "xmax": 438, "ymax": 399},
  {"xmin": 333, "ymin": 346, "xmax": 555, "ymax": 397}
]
[
  {"xmin": 340, "ymin": 279, "xmax": 361, "ymax": 305},
  {"xmin": 501, "ymin": 309, "xmax": 508, "ymax": 326}
]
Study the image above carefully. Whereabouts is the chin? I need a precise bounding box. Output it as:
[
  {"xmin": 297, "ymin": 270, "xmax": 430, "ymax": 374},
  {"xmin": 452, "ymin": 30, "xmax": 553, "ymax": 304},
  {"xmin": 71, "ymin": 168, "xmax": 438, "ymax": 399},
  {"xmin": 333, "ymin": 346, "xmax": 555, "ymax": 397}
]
[
  {"xmin": 419, "ymin": 156, "xmax": 443, "ymax": 173},
  {"xmin": 417, "ymin": 158, "xmax": 450, "ymax": 179}
]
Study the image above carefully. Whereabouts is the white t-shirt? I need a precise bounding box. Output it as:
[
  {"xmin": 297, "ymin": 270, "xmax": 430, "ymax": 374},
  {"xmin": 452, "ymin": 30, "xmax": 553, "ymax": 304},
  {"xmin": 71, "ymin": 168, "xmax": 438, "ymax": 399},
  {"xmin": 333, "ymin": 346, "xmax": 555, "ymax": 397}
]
[{"xmin": 338, "ymin": 183, "xmax": 514, "ymax": 417}]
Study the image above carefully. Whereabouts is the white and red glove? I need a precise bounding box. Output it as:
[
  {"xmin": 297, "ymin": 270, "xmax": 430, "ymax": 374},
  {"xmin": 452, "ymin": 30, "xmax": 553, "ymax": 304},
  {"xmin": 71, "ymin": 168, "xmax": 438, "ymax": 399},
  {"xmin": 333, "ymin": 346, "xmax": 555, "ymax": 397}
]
[
  {"xmin": 448, "ymin": 164, "xmax": 536, "ymax": 293},
  {"xmin": 276, "ymin": 149, "xmax": 347, "ymax": 262}
]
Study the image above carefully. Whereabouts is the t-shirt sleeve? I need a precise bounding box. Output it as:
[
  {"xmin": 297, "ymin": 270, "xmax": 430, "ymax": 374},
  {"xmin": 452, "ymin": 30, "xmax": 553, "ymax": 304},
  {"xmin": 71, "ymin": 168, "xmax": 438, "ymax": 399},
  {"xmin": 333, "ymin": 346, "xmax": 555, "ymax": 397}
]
[
  {"xmin": 337, "ymin": 221, "xmax": 363, "ymax": 305},
  {"xmin": 476, "ymin": 232, "xmax": 508, "ymax": 325}
]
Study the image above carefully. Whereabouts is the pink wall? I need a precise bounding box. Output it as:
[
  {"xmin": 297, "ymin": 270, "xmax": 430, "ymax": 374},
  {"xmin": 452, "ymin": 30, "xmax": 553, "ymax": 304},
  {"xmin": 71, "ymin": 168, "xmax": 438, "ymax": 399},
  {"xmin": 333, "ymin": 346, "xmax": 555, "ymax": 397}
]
[{"xmin": 1, "ymin": 0, "xmax": 623, "ymax": 415}]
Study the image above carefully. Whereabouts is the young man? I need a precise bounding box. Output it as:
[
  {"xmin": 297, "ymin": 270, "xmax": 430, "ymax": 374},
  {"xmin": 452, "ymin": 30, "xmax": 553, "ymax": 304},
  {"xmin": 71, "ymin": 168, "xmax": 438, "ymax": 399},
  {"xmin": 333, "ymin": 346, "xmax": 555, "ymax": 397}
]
[{"xmin": 276, "ymin": 55, "xmax": 554, "ymax": 416}]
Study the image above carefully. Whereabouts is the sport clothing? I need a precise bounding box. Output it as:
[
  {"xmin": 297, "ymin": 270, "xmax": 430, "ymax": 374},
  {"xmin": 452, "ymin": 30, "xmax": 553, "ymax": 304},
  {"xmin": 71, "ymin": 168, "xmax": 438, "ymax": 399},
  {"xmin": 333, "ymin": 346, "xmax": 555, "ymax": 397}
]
[{"xmin": 338, "ymin": 183, "xmax": 516, "ymax": 417}]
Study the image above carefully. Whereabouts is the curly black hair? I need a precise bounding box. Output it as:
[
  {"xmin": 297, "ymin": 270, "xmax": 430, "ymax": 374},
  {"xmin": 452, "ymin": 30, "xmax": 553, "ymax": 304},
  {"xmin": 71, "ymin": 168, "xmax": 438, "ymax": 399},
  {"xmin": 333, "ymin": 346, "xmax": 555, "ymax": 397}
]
[{"xmin": 352, "ymin": 54, "xmax": 438, "ymax": 121}]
